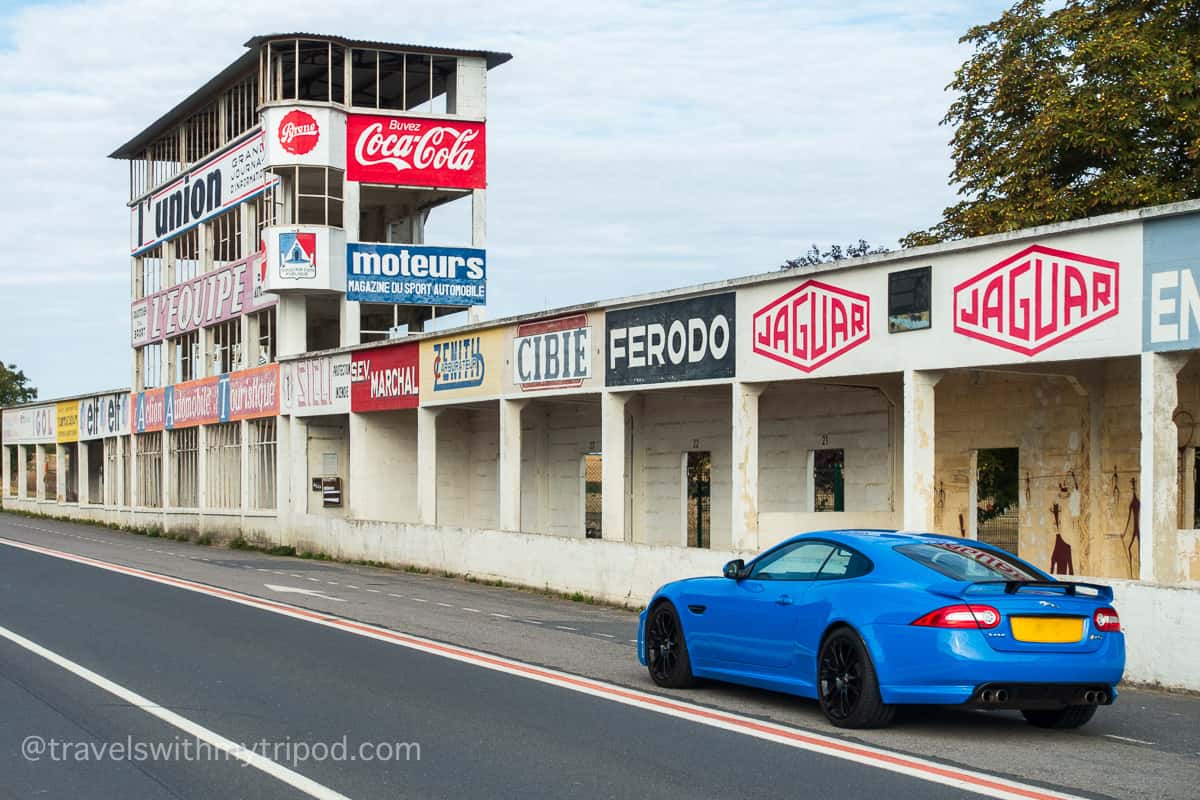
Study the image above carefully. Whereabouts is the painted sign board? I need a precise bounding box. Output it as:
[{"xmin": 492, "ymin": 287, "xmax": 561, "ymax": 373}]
[
  {"xmin": 419, "ymin": 328, "xmax": 504, "ymax": 404},
  {"xmin": 135, "ymin": 365, "xmax": 278, "ymax": 433},
  {"xmin": 737, "ymin": 226, "xmax": 1141, "ymax": 381},
  {"xmin": 1143, "ymin": 215, "xmax": 1200, "ymax": 352},
  {"xmin": 511, "ymin": 313, "xmax": 593, "ymax": 391},
  {"xmin": 350, "ymin": 343, "xmax": 419, "ymax": 412},
  {"xmin": 131, "ymin": 251, "xmax": 275, "ymax": 347},
  {"xmin": 78, "ymin": 393, "xmax": 130, "ymax": 440},
  {"xmin": 130, "ymin": 129, "xmax": 269, "ymax": 255},
  {"xmin": 263, "ymin": 106, "xmax": 342, "ymax": 168},
  {"xmin": 263, "ymin": 227, "xmax": 346, "ymax": 293},
  {"xmin": 282, "ymin": 353, "xmax": 352, "ymax": 417},
  {"xmin": 346, "ymin": 114, "xmax": 486, "ymax": 188},
  {"xmin": 56, "ymin": 401, "xmax": 79, "ymax": 443},
  {"xmin": 606, "ymin": 293, "xmax": 736, "ymax": 386},
  {"xmin": 1, "ymin": 404, "xmax": 56, "ymax": 444},
  {"xmin": 346, "ymin": 242, "xmax": 486, "ymax": 306}
]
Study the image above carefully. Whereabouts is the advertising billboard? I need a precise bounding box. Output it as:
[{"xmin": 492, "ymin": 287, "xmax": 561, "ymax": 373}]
[
  {"xmin": 511, "ymin": 313, "xmax": 594, "ymax": 392},
  {"xmin": 281, "ymin": 354, "xmax": 352, "ymax": 417},
  {"xmin": 350, "ymin": 343, "xmax": 419, "ymax": 412},
  {"xmin": 605, "ymin": 294, "xmax": 736, "ymax": 386},
  {"xmin": 1, "ymin": 404, "xmax": 56, "ymax": 444},
  {"xmin": 346, "ymin": 114, "xmax": 486, "ymax": 188},
  {"xmin": 419, "ymin": 328, "xmax": 503, "ymax": 404},
  {"xmin": 346, "ymin": 242, "xmax": 485, "ymax": 306},
  {"xmin": 78, "ymin": 393, "xmax": 130, "ymax": 440}
]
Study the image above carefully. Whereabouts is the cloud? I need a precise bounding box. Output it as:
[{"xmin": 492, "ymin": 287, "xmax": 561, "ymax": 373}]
[{"xmin": 0, "ymin": 0, "xmax": 1009, "ymax": 398}]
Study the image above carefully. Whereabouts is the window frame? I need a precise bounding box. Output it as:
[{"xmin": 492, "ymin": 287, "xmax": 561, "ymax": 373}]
[{"xmin": 747, "ymin": 540, "xmax": 838, "ymax": 582}]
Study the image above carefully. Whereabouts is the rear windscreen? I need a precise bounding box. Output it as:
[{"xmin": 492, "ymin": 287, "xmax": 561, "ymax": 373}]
[{"xmin": 895, "ymin": 542, "xmax": 1043, "ymax": 582}]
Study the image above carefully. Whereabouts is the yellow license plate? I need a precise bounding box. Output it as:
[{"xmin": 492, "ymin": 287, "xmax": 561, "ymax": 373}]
[{"xmin": 1010, "ymin": 616, "xmax": 1084, "ymax": 643}]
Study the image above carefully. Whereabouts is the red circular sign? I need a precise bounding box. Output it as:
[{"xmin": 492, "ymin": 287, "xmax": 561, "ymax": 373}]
[{"xmin": 277, "ymin": 110, "xmax": 320, "ymax": 155}]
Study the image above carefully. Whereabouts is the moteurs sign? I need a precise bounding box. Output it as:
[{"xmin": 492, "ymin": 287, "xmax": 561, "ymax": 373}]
[
  {"xmin": 752, "ymin": 279, "xmax": 870, "ymax": 372},
  {"xmin": 606, "ymin": 294, "xmax": 735, "ymax": 386},
  {"xmin": 954, "ymin": 245, "xmax": 1119, "ymax": 356},
  {"xmin": 346, "ymin": 114, "xmax": 485, "ymax": 188}
]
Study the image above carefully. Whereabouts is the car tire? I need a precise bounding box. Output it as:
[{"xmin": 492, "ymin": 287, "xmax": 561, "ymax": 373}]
[
  {"xmin": 645, "ymin": 602, "xmax": 699, "ymax": 689},
  {"xmin": 1020, "ymin": 705, "xmax": 1098, "ymax": 729},
  {"xmin": 817, "ymin": 627, "xmax": 895, "ymax": 729}
]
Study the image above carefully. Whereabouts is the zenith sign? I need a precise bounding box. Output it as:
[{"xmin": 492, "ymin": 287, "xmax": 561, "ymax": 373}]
[{"xmin": 954, "ymin": 245, "xmax": 1119, "ymax": 356}]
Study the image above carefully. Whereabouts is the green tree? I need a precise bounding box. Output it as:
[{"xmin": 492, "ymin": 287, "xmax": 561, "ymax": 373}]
[
  {"xmin": 782, "ymin": 239, "xmax": 890, "ymax": 269},
  {"xmin": 0, "ymin": 362, "xmax": 38, "ymax": 407},
  {"xmin": 903, "ymin": 0, "xmax": 1200, "ymax": 247}
]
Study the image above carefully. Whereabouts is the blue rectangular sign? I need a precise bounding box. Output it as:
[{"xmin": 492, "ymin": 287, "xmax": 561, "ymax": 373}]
[
  {"xmin": 1144, "ymin": 215, "xmax": 1200, "ymax": 351},
  {"xmin": 346, "ymin": 243, "xmax": 486, "ymax": 307}
]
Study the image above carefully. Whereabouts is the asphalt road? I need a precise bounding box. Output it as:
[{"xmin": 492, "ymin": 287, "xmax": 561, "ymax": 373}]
[{"xmin": 1, "ymin": 511, "xmax": 1197, "ymax": 799}]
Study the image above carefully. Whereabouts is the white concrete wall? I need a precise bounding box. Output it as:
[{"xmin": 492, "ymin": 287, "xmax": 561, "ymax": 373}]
[
  {"xmin": 633, "ymin": 387, "xmax": 732, "ymax": 548},
  {"xmin": 436, "ymin": 406, "xmax": 499, "ymax": 529},
  {"xmin": 520, "ymin": 400, "xmax": 600, "ymax": 538},
  {"xmin": 1103, "ymin": 577, "xmax": 1200, "ymax": 691},
  {"xmin": 351, "ymin": 410, "xmax": 419, "ymax": 523}
]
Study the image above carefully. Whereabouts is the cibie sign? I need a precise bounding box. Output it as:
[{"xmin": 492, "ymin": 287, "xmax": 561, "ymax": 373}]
[
  {"xmin": 751, "ymin": 280, "xmax": 870, "ymax": 373},
  {"xmin": 346, "ymin": 114, "xmax": 485, "ymax": 189},
  {"xmin": 954, "ymin": 245, "xmax": 1119, "ymax": 356}
]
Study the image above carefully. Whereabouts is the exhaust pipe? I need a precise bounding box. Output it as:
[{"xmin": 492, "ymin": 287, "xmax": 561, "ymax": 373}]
[
  {"xmin": 994, "ymin": 689, "xmax": 1009, "ymax": 703},
  {"xmin": 980, "ymin": 689, "xmax": 996, "ymax": 703},
  {"xmin": 1083, "ymin": 689, "xmax": 1107, "ymax": 705}
]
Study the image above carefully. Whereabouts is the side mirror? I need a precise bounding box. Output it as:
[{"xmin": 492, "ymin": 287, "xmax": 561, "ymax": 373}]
[{"xmin": 723, "ymin": 559, "xmax": 746, "ymax": 580}]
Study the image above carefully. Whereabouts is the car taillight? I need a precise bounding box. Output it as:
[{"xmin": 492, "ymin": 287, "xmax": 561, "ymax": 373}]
[
  {"xmin": 1093, "ymin": 607, "xmax": 1121, "ymax": 632},
  {"xmin": 912, "ymin": 604, "xmax": 1001, "ymax": 629}
]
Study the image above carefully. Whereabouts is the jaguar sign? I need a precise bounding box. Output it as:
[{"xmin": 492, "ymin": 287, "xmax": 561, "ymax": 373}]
[{"xmin": 751, "ymin": 280, "xmax": 870, "ymax": 373}]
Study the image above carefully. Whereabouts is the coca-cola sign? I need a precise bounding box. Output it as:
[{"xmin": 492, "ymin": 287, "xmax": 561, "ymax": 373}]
[
  {"xmin": 953, "ymin": 244, "xmax": 1119, "ymax": 356},
  {"xmin": 277, "ymin": 109, "xmax": 320, "ymax": 155},
  {"xmin": 751, "ymin": 280, "xmax": 870, "ymax": 372},
  {"xmin": 346, "ymin": 114, "xmax": 486, "ymax": 188}
]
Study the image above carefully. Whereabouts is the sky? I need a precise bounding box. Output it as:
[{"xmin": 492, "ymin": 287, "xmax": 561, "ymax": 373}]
[{"xmin": 0, "ymin": 0, "xmax": 1014, "ymax": 400}]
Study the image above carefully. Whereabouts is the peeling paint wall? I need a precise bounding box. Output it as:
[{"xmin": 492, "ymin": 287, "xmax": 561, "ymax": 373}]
[
  {"xmin": 350, "ymin": 410, "xmax": 418, "ymax": 524},
  {"xmin": 519, "ymin": 401, "xmax": 601, "ymax": 538},
  {"xmin": 435, "ymin": 406, "xmax": 499, "ymax": 529},
  {"xmin": 934, "ymin": 359, "xmax": 1141, "ymax": 579}
]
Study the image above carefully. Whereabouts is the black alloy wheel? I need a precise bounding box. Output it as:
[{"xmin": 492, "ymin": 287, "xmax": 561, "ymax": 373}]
[
  {"xmin": 817, "ymin": 628, "xmax": 895, "ymax": 728},
  {"xmin": 645, "ymin": 603, "xmax": 697, "ymax": 688}
]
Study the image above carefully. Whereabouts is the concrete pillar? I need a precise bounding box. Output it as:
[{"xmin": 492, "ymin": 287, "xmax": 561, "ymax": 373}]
[
  {"xmin": 417, "ymin": 407, "xmax": 441, "ymax": 525},
  {"xmin": 55, "ymin": 444, "xmax": 66, "ymax": 503},
  {"xmin": 277, "ymin": 294, "xmax": 307, "ymax": 358},
  {"xmin": 196, "ymin": 425, "xmax": 208, "ymax": 510},
  {"xmin": 128, "ymin": 435, "xmax": 139, "ymax": 509},
  {"xmin": 499, "ymin": 399, "xmax": 527, "ymax": 531},
  {"xmin": 471, "ymin": 190, "xmax": 486, "ymax": 248},
  {"xmin": 276, "ymin": 415, "xmax": 292, "ymax": 517},
  {"xmin": 2, "ymin": 444, "xmax": 10, "ymax": 501},
  {"xmin": 161, "ymin": 429, "xmax": 172, "ymax": 510},
  {"xmin": 902, "ymin": 369, "xmax": 943, "ymax": 531},
  {"xmin": 731, "ymin": 382, "xmax": 766, "ymax": 551},
  {"xmin": 77, "ymin": 442, "xmax": 88, "ymax": 504},
  {"xmin": 340, "ymin": 300, "xmax": 361, "ymax": 348},
  {"xmin": 239, "ymin": 420, "xmax": 250, "ymax": 513},
  {"xmin": 289, "ymin": 416, "xmax": 309, "ymax": 516},
  {"xmin": 1139, "ymin": 351, "xmax": 1190, "ymax": 584},
  {"xmin": 601, "ymin": 391, "xmax": 631, "ymax": 542}
]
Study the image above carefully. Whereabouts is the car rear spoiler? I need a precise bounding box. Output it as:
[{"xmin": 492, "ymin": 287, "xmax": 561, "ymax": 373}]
[{"xmin": 962, "ymin": 580, "xmax": 1114, "ymax": 602}]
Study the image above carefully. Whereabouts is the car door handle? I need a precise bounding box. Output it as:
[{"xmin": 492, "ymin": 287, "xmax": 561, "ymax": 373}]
[{"xmin": 776, "ymin": 594, "xmax": 793, "ymax": 606}]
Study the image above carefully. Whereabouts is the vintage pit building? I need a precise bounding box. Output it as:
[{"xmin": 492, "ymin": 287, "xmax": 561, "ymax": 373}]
[{"xmin": 3, "ymin": 33, "xmax": 1199, "ymax": 689}]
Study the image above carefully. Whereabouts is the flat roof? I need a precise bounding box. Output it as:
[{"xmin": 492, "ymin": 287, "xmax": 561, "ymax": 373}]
[{"xmin": 109, "ymin": 33, "xmax": 512, "ymax": 160}]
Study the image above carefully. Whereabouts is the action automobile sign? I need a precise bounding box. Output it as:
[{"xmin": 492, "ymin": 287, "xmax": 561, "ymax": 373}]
[
  {"xmin": 606, "ymin": 293, "xmax": 735, "ymax": 386},
  {"xmin": 346, "ymin": 114, "xmax": 486, "ymax": 188}
]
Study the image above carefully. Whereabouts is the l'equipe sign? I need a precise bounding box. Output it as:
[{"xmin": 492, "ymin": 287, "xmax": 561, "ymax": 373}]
[
  {"xmin": 131, "ymin": 252, "xmax": 275, "ymax": 347},
  {"xmin": 346, "ymin": 242, "xmax": 486, "ymax": 306},
  {"xmin": 350, "ymin": 343, "xmax": 419, "ymax": 412},
  {"xmin": 606, "ymin": 293, "xmax": 736, "ymax": 386},
  {"xmin": 346, "ymin": 114, "xmax": 486, "ymax": 188},
  {"xmin": 130, "ymin": 130, "xmax": 269, "ymax": 255}
]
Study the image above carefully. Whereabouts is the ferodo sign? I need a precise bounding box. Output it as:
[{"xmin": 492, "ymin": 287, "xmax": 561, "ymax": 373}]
[
  {"xmin": 606, "ymin": 294, "xmax": 735, "ymax": 386},
  {"xmin": 513, "ymin": 314, "xmax": 591, "ymax": 391},
  {"xmin": 130, "ymin": 130, "xmax": 269, "ymax": 255},
  {"xmin": 350, "ymin": 343, "xmax": 419, "ymax": 412},
  {"xmin": 954, "ymin": 244, "xmax": 1119, "ymax": 356},
  {"xmin": 751, "ymin": 279, "xmax": 870, "ymax": 373},
  {"xmin": 346, "ymin": 114, "xmax": 486, "ymax": 189}
]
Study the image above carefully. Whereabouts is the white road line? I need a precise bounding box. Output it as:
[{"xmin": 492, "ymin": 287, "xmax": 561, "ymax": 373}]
[
  {"xmin": 365, "ymin": 589, "xmax": 380, "ymax": 594},
  {"xmin": 1103, "ymin": 734, "xmax": 1156, "ymax": 745},
  {"xmin": 461, "ymin": 607, "xmax": 481, "ymax": 613},
  {"xmin": 0, "ymin": 536, "xmax": 1092, "ymax": 800},
  {"xmin": 594, "ymin": 633, "xmax": 615, "ymax": 638},
  {"xmin": 489, "ymin": 613, "xmax": 511, "ymax": 619},
  {"xmin": 411, "ymin": 598, "xmax": 428, "ymax": 603},
  {"xmin": 525, "ymin": 620, "xmax": 543, "ymax": 625},
  {"xmin": 346, "ymin": 585, "xmax": 360, "ymax": 590},
  {"xmin": 0, "ymin": 623, "xmax": 350, "ymax": 800},
  {"xmin": 555, "ymin": 626, "xmax": 577, "ymax": 632},
  {"xmin": 436, "ymin": 602, "xmax": 453, "ymax": 608},
  {"xmin": 387, "ymin": 594, "xmax": 405, "ymax": 599}
]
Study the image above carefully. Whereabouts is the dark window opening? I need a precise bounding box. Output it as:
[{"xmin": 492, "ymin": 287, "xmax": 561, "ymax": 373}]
[
  {"xmin": 686, "ymin": 451, "xmax": 711, "ymax": 548},
  {"xmin": 813, "ymin": 449, "xmax": 844, "ymax": 512},
  {"xmin": 584, "ymin": 452, "xmax": 602, "ymax": 539},
  {"xmin": 977, "ymin": 448, "xmax": 1019, "ymax": 555}
]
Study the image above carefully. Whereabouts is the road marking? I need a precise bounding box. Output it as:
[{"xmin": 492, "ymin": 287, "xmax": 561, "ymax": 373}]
[
  {"xmin": 365, "ymin": 589, "xmax": 380, "ymax": 594},
  {"xmin": 263, "ymin": 584, "xmax": 344, "ymax": 603},
  {"xmin": 461, "ymin": 607, "xmax": 481, "ymax": 613},
  {"xmin": 436, "ymin": 602, "xmax": 453, "ymax": 608},
  {"xmin": 346, "ymin": 585, "xmax": 360, "ymax": 590},
  {"xmin": 555, "ymin": 625, "xmax": 577, "ymax": 631},
  {"xmin": 525, "ymin": 620, "xmax": 543, "ymax": 625},
  {"xmin": 0, "ymin": 536, "xmax": 1088, "ymax": 800},
  {"xmin": 411, "ymin": 598, "xmax": 428, "ymax": 603},
  {"xmin": 489, "ymin": 613, "xmax": 511, "ymax": 619},
  {"xmin": 0, "ymin": 622, "xmax": 351, "ymax": 800},
  {"xmin": 388, "ymin": 593, "xmax": 405, "ymax": 599},
  {"xmin": 1103, "ymin": 734, "xmax": 1156, "ymax": 746},
  {"xmin": 594, "ymin": 633, "xmax": 615, "ymax": 638}
]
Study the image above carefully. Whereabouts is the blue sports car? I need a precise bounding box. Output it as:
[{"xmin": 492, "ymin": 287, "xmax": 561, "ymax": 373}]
[{"xmin": 638, "ymin": 530, "xmax": 1125, "ymax": 729}]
